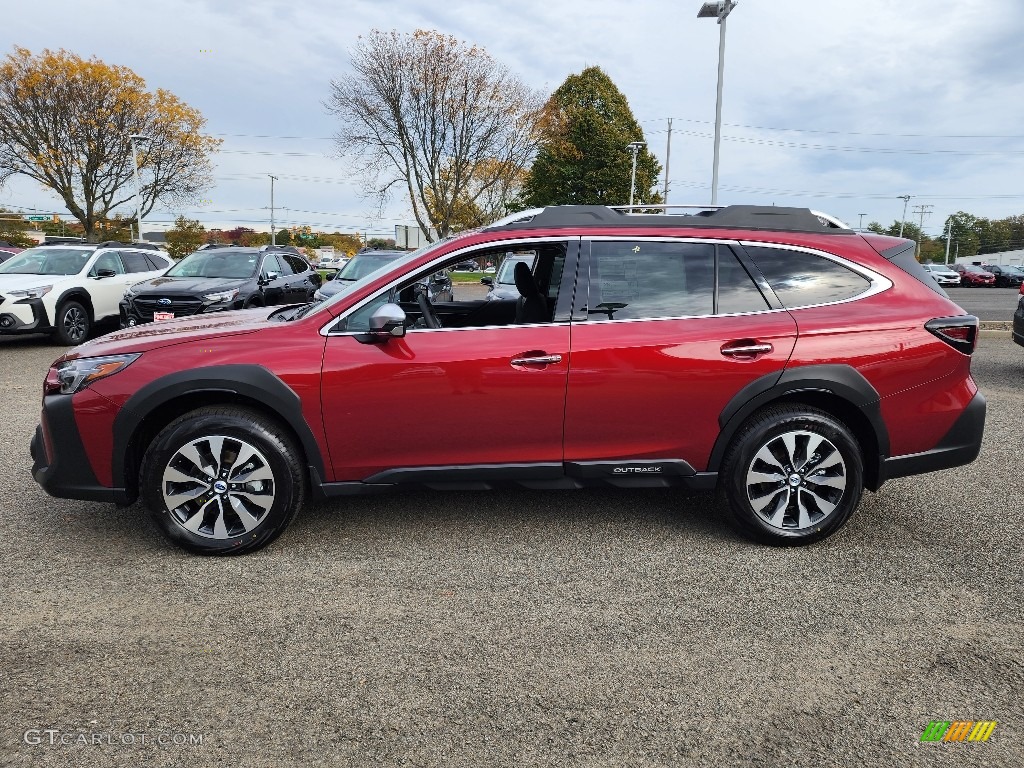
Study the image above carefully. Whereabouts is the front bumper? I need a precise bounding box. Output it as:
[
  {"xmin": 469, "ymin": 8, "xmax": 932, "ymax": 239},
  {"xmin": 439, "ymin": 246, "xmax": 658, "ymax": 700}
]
[
  {"xmin": 0, "ymin": 297, "xmax": 51, "ymax": 334},
  {"xmin": 879, "ymin": 391, "xmax": 987, "ymax": 483},
  {"xmin": 31, "ymin": 395, "xmax": 132, "ymax": 505}
]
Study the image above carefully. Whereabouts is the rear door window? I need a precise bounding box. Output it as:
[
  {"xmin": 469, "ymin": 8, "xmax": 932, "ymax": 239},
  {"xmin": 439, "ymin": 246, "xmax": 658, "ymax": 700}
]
[
  {"xmin": 121, "ymin": 251, "xmax": 154, "ymax": 273},
  {"xmin": 585, "ymin": 241, "xmax": 715, "ymax": 320}
]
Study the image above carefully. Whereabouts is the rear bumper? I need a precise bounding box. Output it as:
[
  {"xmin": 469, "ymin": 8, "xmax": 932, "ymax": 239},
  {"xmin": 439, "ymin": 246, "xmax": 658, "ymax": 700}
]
[
  {"xmin": 31, "ymin": 396, "xmax": 133, "ymax": 505},
  {"xmin": 879, "ymin": 391, "xmax": 986, "ymax": 483}
]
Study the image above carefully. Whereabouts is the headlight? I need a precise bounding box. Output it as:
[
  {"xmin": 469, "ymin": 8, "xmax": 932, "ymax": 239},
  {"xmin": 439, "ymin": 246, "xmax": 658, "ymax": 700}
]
[
  {"xmin": 123, "ymin": 288, "xmax": 136, "ymax": 300},
  {"xmin": 203, "ymin": 289, "xmax": 238, "ymax": 303},
  {"xmin": 48, "ymin": 354, "xmax": 141, "ymax": 395},
  {"xmin": 9, "ymin": 285, "xmax": 53, "ymax": 299}
]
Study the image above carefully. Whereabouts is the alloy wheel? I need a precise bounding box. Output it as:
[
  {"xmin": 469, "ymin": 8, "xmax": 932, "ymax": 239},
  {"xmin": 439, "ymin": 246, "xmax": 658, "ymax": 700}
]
[
  {"xmin": 744, "ymin": 430, "xmax": 847, "ymax": 531},
  {"xmin": 62, "ymin": 307, "xmax": 87, "ymax": 342},
  {"xmin": 161, "ymin": 435, "xmax": 276, "ymax": 539}
]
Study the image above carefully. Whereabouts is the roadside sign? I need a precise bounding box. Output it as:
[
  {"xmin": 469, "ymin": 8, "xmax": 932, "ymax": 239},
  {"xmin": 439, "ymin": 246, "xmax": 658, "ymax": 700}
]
[{"xmin": 25, "ymin": 215, "xmax": 50, "ymax": 222}]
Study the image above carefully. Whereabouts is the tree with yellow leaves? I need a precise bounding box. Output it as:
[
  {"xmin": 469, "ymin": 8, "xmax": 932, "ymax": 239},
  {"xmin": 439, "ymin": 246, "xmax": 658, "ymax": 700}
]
[
  {"xmin": 328, "ymin": 30, "xmax": 542, "ymax": 242},
  {"xmin": 0, "ymin": 47, "xmax": 220, "ymax": 240}
]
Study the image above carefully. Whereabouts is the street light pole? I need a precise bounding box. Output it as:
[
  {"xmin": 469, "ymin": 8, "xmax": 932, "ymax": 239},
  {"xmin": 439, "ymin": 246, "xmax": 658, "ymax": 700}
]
[
  {"xmin": 626, "ymin": 141, "xmax": 645, "ymax": 207},
  {"xmin": 898, "ymin": 195, "xmax": 911, "ymax": 237},
  {"xmin": 944, "ymin": 214, "xmax": 962, "ymax": 266},
  {"xmin": 858, "ymin": 213, "xmax": 867, "ymax": 231},
  {"xmin": 698, "ymin": 0, "xmax": 737, "ymax": 206},
  {"xmin": 129, "ymin": 134, "xmax": 150, "ymax": 242},
  {"xmin": 269, "ymin": 175, "xmax": 278, "ymax": 245}
]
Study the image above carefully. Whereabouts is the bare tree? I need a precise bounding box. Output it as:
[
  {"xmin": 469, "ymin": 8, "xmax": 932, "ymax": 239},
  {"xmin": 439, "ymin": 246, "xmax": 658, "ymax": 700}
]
[
  {"xmin": 0, "ymin": 47, "xmax": 220, "ymax": 239},
  {"xmin": 328, "ymin": 30, "xmax": 543, "ymax": 241}
]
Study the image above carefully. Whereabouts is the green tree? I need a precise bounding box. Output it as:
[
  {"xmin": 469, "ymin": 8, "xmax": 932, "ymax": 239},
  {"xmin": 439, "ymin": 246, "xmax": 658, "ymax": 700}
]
[
  {"xmin": 165, "ymin": 216, "xmax": 206, "ymax": 259},
  {"xmin": 523, "ymin": 67, "xmax": 661, "ymax": 208},
  {"xmin": 275, "ymin": 229, "xmax": 291, "ymax": 245},
  {"xmin": 0, "ymin": 47, "xmax": 220, "ymax": 240}
]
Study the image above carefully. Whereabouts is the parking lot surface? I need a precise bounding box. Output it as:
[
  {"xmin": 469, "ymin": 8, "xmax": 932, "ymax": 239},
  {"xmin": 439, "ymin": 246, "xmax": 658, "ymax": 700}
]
[
  {"xmin": 946, "ymin": 286, "xmax": 1021, "ymax": 321},
  {"xmin": 1, "ymin": 335, "xmax": 1021, "ymax": 767}
]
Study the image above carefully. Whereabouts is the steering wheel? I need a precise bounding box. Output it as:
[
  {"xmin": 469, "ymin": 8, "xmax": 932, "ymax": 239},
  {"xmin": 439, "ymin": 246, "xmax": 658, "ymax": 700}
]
[{"xmin": 416, "ymin": 290, "xmax": 442, "ymax": 329}]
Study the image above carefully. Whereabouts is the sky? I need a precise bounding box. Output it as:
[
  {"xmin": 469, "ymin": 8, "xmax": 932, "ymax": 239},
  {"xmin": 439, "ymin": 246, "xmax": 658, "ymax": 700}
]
[{"xmin": 5, "ymin": 0, "xmax": 1024, "ymax": 246}]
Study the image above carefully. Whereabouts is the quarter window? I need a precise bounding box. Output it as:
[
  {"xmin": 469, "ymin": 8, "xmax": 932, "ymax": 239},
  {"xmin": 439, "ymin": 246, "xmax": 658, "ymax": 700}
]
[{"xmin": 744, "ymin": 246, "xmax": 871, "ymax": 307}]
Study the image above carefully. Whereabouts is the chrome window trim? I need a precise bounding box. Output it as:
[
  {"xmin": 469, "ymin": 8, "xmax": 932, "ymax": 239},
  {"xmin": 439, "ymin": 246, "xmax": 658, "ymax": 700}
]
[
  {"xmin": 579, "ymin": 236, "xmax": 890, "ymax": 322},
  {"xmin": 320, "ymin": 235, "xmax": 573, "ymax": 337}
]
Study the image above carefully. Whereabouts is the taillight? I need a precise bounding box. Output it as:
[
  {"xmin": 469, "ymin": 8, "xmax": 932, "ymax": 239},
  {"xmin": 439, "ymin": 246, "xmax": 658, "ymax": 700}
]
[{"xmin": 925, "ymin": 315, "xmax": 979, "ymax": 355}]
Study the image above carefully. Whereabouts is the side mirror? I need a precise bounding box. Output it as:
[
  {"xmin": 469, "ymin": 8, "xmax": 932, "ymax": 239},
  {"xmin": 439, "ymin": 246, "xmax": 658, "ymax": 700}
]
[
  {"xmin": 93, "ymin": 268, "xmax": 116, "ymax": 279},
  {"xmin": 480, "ymin": 276, "xmax": 493, "ymax": 286},
  {"xmin": 431, "ymin": 272, "xmax": 447, "ymax": 283},
  {"xmin": 325, "ymin": 272, "xmax": 336, "ymax": 281},
  {"xmin": 367, "ymin": 303, "xmax": 406, "ymax": 341}
]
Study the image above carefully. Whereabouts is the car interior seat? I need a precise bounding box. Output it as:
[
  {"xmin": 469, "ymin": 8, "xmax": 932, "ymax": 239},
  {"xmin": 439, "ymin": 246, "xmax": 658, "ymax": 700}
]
[{"xmin": 514, "ymin": 261, "xmax": 547, "ymax": 324}]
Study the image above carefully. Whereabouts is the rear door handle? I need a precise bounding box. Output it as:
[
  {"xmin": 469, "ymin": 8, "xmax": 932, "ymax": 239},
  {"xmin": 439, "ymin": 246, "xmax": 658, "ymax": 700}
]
[
  {"xmin": 511, "ymin": 354, "xmax": 562, "ymax": 366},
  {"xmin": 721, "ymin": 342, "xmax": 773, "ymax": 357}
]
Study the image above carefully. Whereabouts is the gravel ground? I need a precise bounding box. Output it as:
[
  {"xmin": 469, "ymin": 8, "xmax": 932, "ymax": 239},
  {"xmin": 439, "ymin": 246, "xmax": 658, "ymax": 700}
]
[{"xmin": 1, "ymin": 335, "xmax": 1021, "ymax": 767}]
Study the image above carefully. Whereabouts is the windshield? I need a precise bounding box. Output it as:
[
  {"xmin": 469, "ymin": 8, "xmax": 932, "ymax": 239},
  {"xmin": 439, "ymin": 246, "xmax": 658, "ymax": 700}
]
[
  {"xmin": 497, "ymin": 255, "xmax": 536, "ymax": 284},
  {"xmin": 335, "ymin": 252, "xmax": 403, "ymax": 281},
  {"xmin": 0, "ymin": 247, "xmax": 93, "ymax": 275},
  {"xmin": 167, "ymin": 250, "xmax": 259, "ymax": 279}
]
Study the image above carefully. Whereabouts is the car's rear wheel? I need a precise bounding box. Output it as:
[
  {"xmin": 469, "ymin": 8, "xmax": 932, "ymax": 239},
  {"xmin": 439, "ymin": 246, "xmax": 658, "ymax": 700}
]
[
  {"xmin": 140, "ymin": 407, "xmax": 305, "ymax": 555},
  {"xmin": 719, "ymin": 405, "xmax": 863, "ymax": 546},
  {"xmin": 53, "ymin": 300, "xmax": 90, "ymax": 345}
]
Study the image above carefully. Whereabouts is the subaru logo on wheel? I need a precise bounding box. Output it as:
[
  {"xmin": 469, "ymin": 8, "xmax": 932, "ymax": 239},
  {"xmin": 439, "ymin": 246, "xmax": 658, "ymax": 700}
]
[{"xmin": 157, "ymin": 298, "xmax": 172, "ymax": 306}]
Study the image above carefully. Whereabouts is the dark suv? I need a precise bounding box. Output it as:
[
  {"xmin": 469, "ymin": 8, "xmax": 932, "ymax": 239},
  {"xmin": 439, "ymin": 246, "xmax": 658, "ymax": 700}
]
[
  {"xmin": 120, "ymin": 246, "xmax": 321, "ymax": 326},
  {"xmin": 981, "ymin": 264, "xmax": 1024, "ymax": 288},
  {"xmin": 31, "ymin": 205, "xmax": 985, "ymax": 554}
]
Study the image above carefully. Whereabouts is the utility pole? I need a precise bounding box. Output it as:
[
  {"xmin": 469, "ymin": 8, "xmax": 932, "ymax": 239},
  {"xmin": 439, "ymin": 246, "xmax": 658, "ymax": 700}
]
[
  {"xmin": 662, "ymin": 118, "xmax": 673, "ymax": 205},
  {"xmin": 269, "ymin": 175, "xmax": 278, "ymax": 245},
  {"xmin": 858, "ymin": 213, "xmax": 867, "ymax": 231},
  {"xmin": 898, "ymin": 195, "xmax": 911, "ymax": 237},
  {"xmin": 912, "ymin": 204, "xmax": 933, "ymax": 259}
]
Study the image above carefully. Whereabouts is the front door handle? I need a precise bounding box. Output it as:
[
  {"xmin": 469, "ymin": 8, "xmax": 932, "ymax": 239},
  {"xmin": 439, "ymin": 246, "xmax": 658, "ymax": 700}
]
[
  {"xmin": 721, "ymin": 342, "xmax": 773, "ymax": 357},
  {"xmin": 510, "ymin": 354, "xmax": 562, "ymax": 366}
]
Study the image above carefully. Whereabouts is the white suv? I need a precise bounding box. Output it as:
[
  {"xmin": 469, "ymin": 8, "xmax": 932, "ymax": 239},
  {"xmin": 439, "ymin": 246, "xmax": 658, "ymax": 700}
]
[{"xmin": 0, "ymin": 242, "xmax": 172, "ymax": 344}]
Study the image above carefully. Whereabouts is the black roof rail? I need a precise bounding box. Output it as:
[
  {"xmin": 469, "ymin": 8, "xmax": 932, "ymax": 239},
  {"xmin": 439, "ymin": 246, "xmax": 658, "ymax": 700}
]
[
  {"xmin": 485, "ymin": 205, "xmax": 853, "ymax": 235},
  {"xmin": 95, "ymin": 240, "xmax": 162, "ymax": 251}
]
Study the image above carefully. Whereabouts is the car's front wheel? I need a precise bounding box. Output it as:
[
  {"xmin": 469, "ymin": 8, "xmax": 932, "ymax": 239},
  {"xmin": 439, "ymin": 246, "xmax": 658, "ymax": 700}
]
[
  {"xmin": 53, "ymin": 300, "xmax": 91, "ymax": 345},
  {"xmin": 719, "ymin": 405, "xmax": 863, "ymax": 546},
  {"xmin": 140, "ymin": 406, "xmax": 305, "ymax": 555}
]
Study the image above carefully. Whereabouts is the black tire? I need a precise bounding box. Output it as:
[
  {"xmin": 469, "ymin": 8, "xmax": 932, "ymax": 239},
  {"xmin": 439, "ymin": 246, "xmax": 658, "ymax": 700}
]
[
  {"xmin": 139, "ymin": 406, "xmax": 306, "ymax": 555},
  {"xmin": 718, "ymin": 405, "xmax": 863, "ymax": 546},
  {"xmin": 244, "ymin": 296, "xmax": 263, "ymax": 309},
  {"xmin": 53, "ymin": 300, "xmax": 91, "ymax": 345}
]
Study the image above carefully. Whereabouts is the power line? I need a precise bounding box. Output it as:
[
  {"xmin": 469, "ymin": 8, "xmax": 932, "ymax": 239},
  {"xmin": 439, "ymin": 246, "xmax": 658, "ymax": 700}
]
[{"xmin": 637, "ymin": 115, "xmax": 1024, "ymax": 140}]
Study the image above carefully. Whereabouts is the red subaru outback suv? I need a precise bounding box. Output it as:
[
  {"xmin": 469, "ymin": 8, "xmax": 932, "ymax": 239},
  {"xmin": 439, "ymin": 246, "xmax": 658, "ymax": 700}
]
[{"xmin": 31, "ymin": 206, "xmax": 985, "ymax": 554}]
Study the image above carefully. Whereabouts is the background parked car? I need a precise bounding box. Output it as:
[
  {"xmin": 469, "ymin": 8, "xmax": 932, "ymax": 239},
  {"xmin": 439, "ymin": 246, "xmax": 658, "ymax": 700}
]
[
  {"xmin": 120, "ymin": 246, "xmax": 321, "ymax": 326},
  {"xmin": 0, "ymin": 241, "xmax": 172, "ymax": 343},
  {"xmin": 921, "ymin": 263, "xmax": 960, "ymax": 286},
  {"xmin": 951, "ymin": 263, "xmax": 995, "ymax": 286},
  {"xmin": 0, "ymin": 248, "xmax": 21, "ymax": 263},
  {"xmin": 981, "ymin": 263, "xmax": 1024, "ymax": 288},
  {"xmin": 480, "ymin": 252, "xmax": 538, "ymax": 300},
  {"xmin": 314, "ymin": 249, "xmax": 452, "ymax": 302}
]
